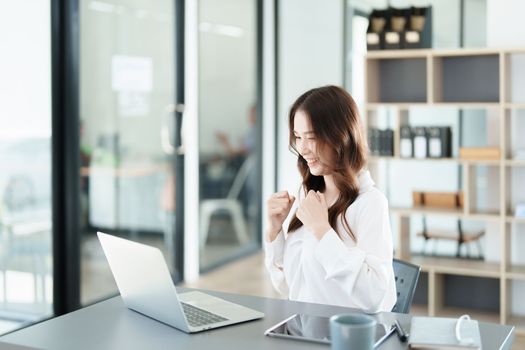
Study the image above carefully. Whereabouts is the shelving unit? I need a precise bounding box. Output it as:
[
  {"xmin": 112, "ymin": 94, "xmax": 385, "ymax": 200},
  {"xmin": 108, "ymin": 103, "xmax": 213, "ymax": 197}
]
[{"xmin": 364, "ymin": 48, "xmax": 525, "ymax": 335}]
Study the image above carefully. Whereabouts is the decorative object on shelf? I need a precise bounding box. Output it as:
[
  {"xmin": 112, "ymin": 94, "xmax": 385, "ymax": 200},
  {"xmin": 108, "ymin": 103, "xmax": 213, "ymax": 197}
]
[
  {"xmin": 384, "ymin": 7, "xmax": 410, "ymax": 50},
  {"xmin": 515, "ymin": 203, "xmax": 525, "ymax": 218},
  {"xmin": 412, "ymin": 191, "xmax": 463, "ymax": 209},
  {"xmin": 427, "ymin": 127, "xmax": 452, "ymax": 158},
  {"xmin": 368, "ymin": 128, "xmax": 394, "ymax": 156},
  {"xmin": 366, "ymin": 6, "xmax": 432, "ymax": 51},
  {"xmin": 413, "ymin": 127, "xmax": 428, "ymax": 158},
  {"xmin": 418, "ymin": 217, "xmax": 484, "ymax": 259},
  {"xmin": 459, "ymin": 147, "xmax": 500, "ymax": 160},
  {"xmin": 404, "ymin": 6, "xmax": 432, "ymax": 49},
  {"xmin": 366, "ymin": 9, "xmax": 388, "ymax": 50},
  {"xmin": 400, "ymin": 125, "xmax": 413, "ymax": 158}
]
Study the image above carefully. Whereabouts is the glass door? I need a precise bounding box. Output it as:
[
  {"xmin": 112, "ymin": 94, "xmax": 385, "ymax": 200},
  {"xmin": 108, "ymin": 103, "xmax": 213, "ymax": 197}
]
[
  {"xmin": 198, "ymin": 0, "xmax": 261, "ymax": 270},
  {"xmin": 0, "ymin": 1, "xmax": 53, "ymax": 334},
  {"xmin": 79, "ymin": 0, "xmax": 183, "ymax": 305}
]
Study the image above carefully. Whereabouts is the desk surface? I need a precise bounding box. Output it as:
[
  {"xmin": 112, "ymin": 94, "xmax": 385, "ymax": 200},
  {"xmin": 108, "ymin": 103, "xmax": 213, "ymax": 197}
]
[{"xmin": 0, "ymin": 288, "xmax": 515, "ymax": 350}]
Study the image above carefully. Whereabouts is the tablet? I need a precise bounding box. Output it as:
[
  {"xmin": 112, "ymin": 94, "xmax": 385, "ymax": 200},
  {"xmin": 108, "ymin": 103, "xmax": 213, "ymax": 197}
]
[{"xmin": 264, "ymin": 314, "xmax": 395, "ymax": 347}]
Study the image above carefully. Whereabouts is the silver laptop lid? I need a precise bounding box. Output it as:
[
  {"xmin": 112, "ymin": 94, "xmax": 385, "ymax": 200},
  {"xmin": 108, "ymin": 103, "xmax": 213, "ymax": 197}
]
[{"xmin": 97, "ymin": 231, "xmax": 190, "ymax": 332}]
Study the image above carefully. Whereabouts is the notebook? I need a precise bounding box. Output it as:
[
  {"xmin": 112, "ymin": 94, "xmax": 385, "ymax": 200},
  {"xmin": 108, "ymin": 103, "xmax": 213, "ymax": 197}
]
[{"xmin": 409, "ymin": 316, "xmax": 481, "ymax": 349}]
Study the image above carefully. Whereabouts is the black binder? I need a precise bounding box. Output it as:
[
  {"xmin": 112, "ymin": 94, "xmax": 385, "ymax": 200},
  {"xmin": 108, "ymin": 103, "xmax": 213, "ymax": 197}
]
[{"xmin": 400, "ymin": 125, "xmax": 413, "ymax": 158}]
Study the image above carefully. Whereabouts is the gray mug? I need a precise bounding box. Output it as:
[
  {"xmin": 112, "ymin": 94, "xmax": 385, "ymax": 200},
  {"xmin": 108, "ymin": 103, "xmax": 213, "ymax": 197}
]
[{"xmin": 330, "ymin": 313, "xmax": 377, "ymax": 350}]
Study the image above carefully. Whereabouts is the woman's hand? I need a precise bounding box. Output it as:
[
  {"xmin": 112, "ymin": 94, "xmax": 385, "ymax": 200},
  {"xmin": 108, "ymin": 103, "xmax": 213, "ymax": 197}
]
[
  {"xmin": 266, "ymin": 191, "xmax": 295, "ymax": 242},
  {"xmin": 296, "ymin": 190, "xmax": 331, "ymax": 240}
]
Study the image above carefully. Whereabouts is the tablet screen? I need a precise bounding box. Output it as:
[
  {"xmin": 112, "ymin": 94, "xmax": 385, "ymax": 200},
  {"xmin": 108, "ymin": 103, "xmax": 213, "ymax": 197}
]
[{"xmin": 265, "ymin": 314, "xmax": 393, "ymax": 346}]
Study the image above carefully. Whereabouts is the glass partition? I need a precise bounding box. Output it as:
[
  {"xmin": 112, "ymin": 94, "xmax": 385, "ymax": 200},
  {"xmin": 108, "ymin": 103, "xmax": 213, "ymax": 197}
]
[
  {"xmin": 198, "ymin": 0, "xmax": 260, "ymax": 270},
  {"xmin": 0, "ymin": 1, "xmax": 53, "ymax": 334},
  {"xmin": 79, "ymin": 0, "xmax": 180, "ymax": 305}
]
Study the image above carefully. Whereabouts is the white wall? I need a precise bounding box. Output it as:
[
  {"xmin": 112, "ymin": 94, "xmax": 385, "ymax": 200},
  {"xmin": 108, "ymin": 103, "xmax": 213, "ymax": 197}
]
[
  {"xmin": 277, "ymin": 0, "xmax": 344, "ymax": 194},
  {"xmin": 487, "ymin": 0, "xmax": 525, "ymax": 48}
]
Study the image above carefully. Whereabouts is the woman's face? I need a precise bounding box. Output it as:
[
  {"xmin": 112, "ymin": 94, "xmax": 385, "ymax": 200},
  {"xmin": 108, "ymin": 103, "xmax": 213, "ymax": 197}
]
[{"xmin": 293, "ymin": 110, "xmax": 334, "ymax": 176}]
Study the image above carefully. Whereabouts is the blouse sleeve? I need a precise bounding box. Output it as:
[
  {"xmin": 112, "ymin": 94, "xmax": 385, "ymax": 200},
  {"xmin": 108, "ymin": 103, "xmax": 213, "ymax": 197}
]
[
  {"xmin": 263, "ymin": 230, "xmax": 289, "ymax": 297},
  {"xmin": 313, "ymin": 190, "xmax": 394, "ymax": 313},
  {"xmin": 263, "ymin": 186, "xmax": 302, "ymax": 298}
]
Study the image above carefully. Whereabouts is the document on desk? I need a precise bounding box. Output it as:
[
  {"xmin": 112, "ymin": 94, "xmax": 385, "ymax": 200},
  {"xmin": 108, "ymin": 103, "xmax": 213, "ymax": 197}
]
[{"xmin": 409, "ymin": 316, "xmax": 481, "ymax": 349}]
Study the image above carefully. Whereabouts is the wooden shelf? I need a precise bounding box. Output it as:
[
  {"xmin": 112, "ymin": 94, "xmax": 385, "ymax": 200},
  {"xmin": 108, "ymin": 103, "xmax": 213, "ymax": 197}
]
[
  {"xmin": 390, "ymin": 207, "xmax": 500, "ymax": 221},
  {"xmin": 506, "ymin": 265, "xmax": 525, "ymax": 280},
  {"xmin": 366, "ymin": 49, "xmax": 430, "ymax": 59},
  {"xmin": 369, "ymin": 156, "xmax": 501, "ymax": 165},
  {"xmin": 431, "ymin": 102, "xmax": 500, "ymax": 108},
  {"xmin": 504, "ymin": 103, "xmax": 525, "ymax": 109},
  {"xmin": 436, "ymin": 307, "xmax": 500, "ymax": 324},
  {"xmin": 366, "ymin": 48, "xmax": 504, "ymax": 59},
  {"xmin": 409, "ymin": 256, "xmax": 501, "ymax": 278},
  {"xmin": 369, "ymin": 156, "xmax": 457, "ymax": 162},
  {"xmin": 507, "ymin": 315, "xmax": 525, "ymax": 336},
  {"xmin": 505, "ymin": 159, "xmax": 525, "ymax": 167},
  {"xmin": 366, "ymin": 47, "xmax": 525, "ymax": 333},
  {"xmin": 366, "ymin": 102, "xmax": 500, "ymax": 109},
  {"xmin": 505, "ymin": 215, "xmax": 525, "ymax": 223},
  {"xmin": 366, "ymin": 103, "xmax": 426, "ymax": 110}
]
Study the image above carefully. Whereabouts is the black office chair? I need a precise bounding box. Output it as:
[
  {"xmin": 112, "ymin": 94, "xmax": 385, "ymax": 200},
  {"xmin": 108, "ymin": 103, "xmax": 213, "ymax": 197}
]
[{"xmin": 391, "ymin": 258, "xmax": 421, "ymax": 314}]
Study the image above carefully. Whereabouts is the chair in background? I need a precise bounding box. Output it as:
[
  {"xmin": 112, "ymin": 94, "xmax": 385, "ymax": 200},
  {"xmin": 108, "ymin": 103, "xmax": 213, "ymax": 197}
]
[
  {"xmin": 199, "ymin": 156, "xmax": 254, "ymax": 248},
  {"xmin": 391, "ymin": 258, "xmax": 421, "ymax": 314}
]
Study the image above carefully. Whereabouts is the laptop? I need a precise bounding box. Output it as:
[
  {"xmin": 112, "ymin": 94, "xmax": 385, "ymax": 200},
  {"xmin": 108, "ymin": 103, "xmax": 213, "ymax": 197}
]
[{"xmin": 97, "ymin": 232, "xmax": 264, "ymax": 333}]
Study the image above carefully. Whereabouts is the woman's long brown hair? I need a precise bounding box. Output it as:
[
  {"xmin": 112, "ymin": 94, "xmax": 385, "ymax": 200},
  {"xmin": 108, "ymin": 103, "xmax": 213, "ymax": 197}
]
[{"xmin": 287, "ymin": 86, "xmax": 367, "ymax": 241}]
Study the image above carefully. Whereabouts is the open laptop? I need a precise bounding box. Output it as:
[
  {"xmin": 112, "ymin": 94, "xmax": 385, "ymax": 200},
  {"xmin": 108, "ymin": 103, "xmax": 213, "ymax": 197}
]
[{"xmin": 97, "ymin": 232, "xmax": 264, "ymax": 333}]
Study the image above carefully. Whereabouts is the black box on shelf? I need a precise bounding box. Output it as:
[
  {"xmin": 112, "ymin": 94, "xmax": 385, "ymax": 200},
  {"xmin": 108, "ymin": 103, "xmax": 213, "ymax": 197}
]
[
  {"xmin": 400, "ymin": 125, "xmax": 413, "ymax": 158},
  {"xmin": 427, "ymin": 126, "xmax": 452, "ymax": 158},
  {"xmin": 366, "ymin": 5, "xmax": 432, "ymax": 50},
  {"xmin": 368, "ymin": 128, "xmax": 381, "ymax": 155},
  {"xmin": 366, "ymin": 9, "xmax": 388, "ymax": 50},
  {"xmin": 368, "ymin": 128, "xmax": 394, "ymax": 156},
  {"xmin": 404, "ymin": 6, "xmax": 432, "ymax": 49},
  {"xmin": 379, "ymin": 129, "xmax": 394, "ymax": 156},
  {"xmin": 412, "ymin": 126, "xmax": 428, "ymax": 158},
  {"xmin": 384, "ymin": 7, "xmax": 411, "ymax": 50}
]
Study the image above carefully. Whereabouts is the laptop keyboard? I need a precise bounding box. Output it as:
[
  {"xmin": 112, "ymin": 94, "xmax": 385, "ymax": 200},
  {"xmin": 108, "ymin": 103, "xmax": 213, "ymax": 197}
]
[{"xmin": 181, "ymin": 302, "xmax": 228, "ymax": 327}]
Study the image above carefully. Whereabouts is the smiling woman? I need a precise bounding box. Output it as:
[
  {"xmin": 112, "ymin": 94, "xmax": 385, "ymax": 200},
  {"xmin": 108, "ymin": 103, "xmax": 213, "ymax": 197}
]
[{"xmin": 264, "ymin": 85, "xmax": 396, "ymax": 313}]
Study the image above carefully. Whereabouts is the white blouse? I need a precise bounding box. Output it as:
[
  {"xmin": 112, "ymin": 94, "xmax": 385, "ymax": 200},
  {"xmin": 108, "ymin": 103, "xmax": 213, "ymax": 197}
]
[{"xmin": 264, "ymin": 170, "xmax": 396, "ymax": 313}]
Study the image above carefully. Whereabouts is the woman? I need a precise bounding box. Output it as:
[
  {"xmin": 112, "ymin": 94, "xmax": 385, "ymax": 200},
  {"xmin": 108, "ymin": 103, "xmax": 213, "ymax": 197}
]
[{"xmin": 264, "ymin": 85, "xmax": 396, "ymax": 313}]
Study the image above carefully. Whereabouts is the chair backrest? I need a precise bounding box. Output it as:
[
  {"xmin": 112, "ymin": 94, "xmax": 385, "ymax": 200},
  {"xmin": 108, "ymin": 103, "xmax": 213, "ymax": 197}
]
[
  {"xmin": 391, "ymin": 258, "xmax": 421, "ymax": 314},
  {"xmin": 227, "ymin": 155, "xmax": 255, "ymax": 199}
]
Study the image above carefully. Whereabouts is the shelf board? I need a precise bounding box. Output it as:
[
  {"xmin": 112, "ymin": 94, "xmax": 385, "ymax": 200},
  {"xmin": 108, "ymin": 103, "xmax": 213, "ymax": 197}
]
[
  {"xmin": 431, "ymin": 102, "xmax": 500, "ymax": 108},
  {"xmin": 505, "ymin": 215, "xmax": 525, "ymax": 224},
  {"xmin": 507, "ymin": 315, "xmax": 525, "ymax": 336},
  {"xmin": 409, "ymin": 255, "xmax": 501, "ymax": 278},
  {"xmin": 366, "ymin": 103, "xmax": 427, "ymax": 109},
  {"xmin": 506, "ymin": 265, "xmax": 525, "ymax": 280},
  {"xmin": 366, "ymin": 102, "xmax": 500, "ymax": 109},
  {"xmin": 436, "ymin": 307, "xmax": 500, "ymax": 324},
  {"xmin": 390, "ymin": 207, "xmax": 501, "ymax": 221},
  {"xmin": 368, "ymin": 156, "xmax": 500, "ymax": 165},
  {"xmin": 369, "ymin": 156, "xmax": 456, "ymax": 162},
  {"xmin": 505, "ymin": 159, "xmax": 525, "ymax": 167},
  {"xmin": 366, "ymin": 49, "xmax": 430, "ymax": 59},
  {"xmin": 432, "ymin": 48, "xmax": 502, "ymax": 57},
  {"xmin": 366, "ymin": 48, "xmax": 504, "ymax": 60},
  {"xmin": 504, "ymin": 103, "xmax": 525, "ymax": 109}
]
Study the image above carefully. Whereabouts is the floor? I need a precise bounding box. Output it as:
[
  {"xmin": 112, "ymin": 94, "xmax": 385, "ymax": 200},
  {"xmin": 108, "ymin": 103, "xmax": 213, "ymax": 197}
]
[{"xmin": 183, "ymin": 251, "xmax": 525, "ymax": 350}]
